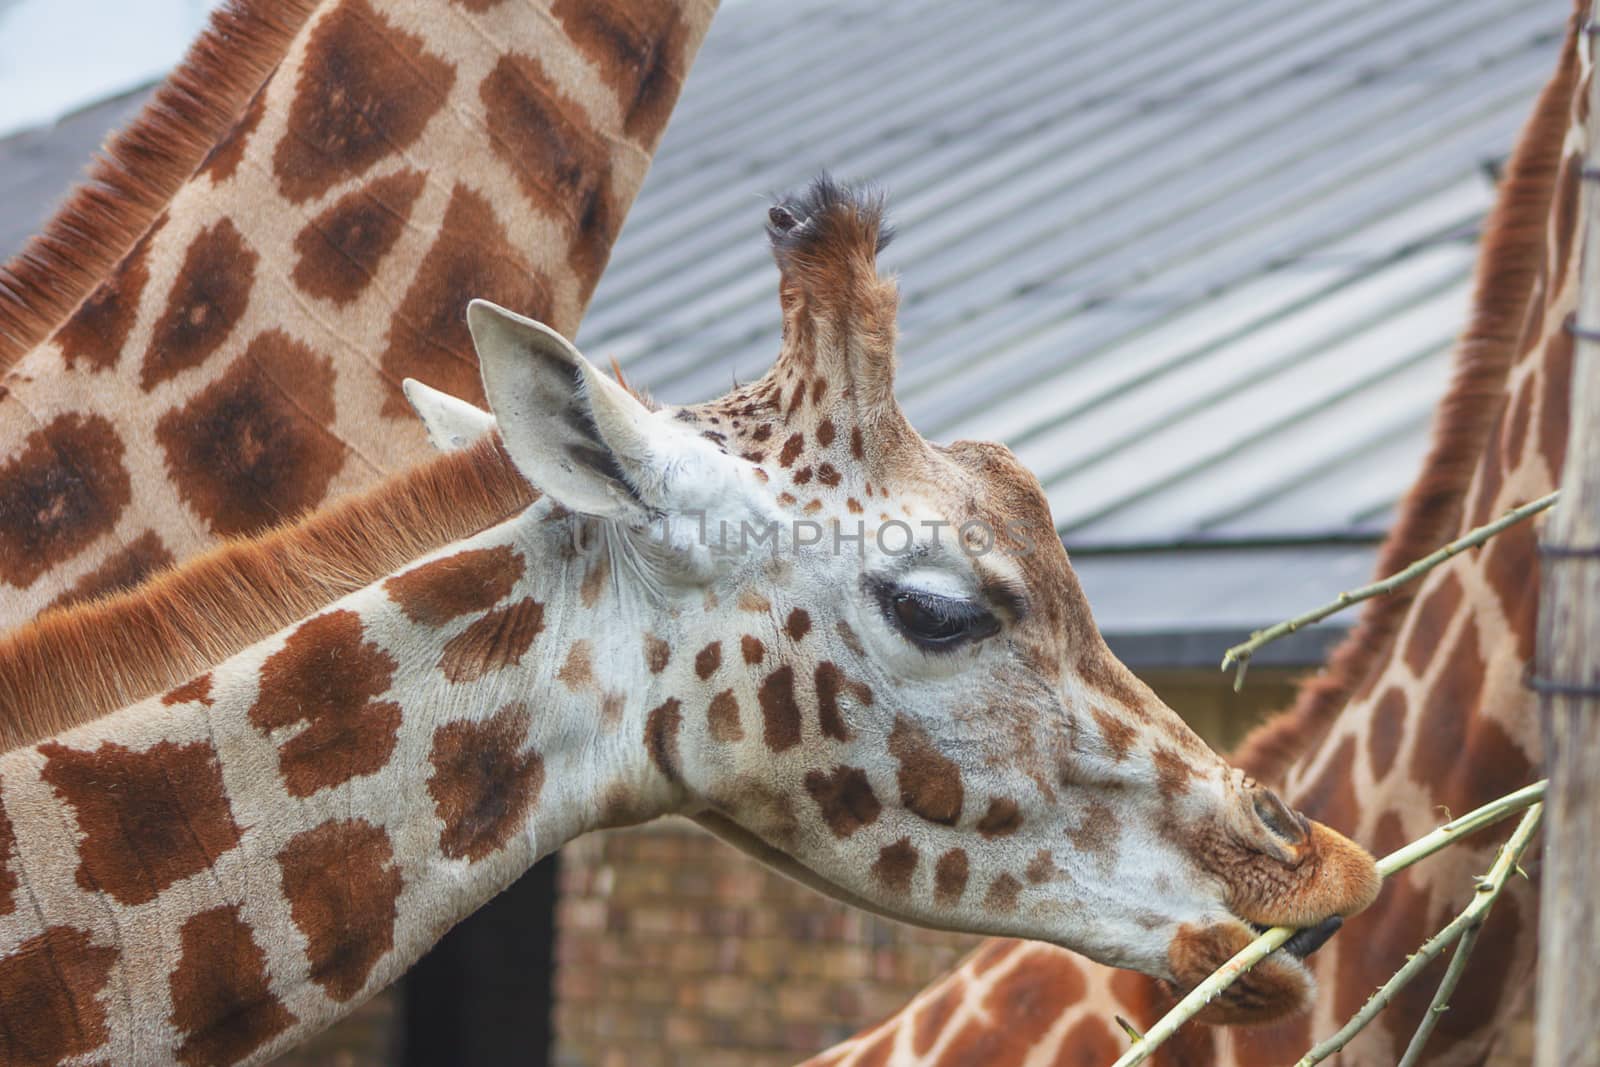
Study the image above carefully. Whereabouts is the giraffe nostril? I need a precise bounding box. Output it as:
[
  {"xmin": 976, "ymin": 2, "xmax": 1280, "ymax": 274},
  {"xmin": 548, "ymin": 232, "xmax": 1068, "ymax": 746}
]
[{"xmin": 1252, "ymin": 788, "xmax": 1309, "ymax": 849}]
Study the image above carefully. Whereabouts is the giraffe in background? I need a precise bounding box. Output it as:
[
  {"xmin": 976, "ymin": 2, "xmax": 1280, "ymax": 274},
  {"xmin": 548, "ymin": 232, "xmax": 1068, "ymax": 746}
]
[
  {"xmin": 0, "ymin": 186, "xmax": 1380, "ymax": 1064},
  {"xmin": 804, "ymin": 2, "xmax": 1585, "ymax": 1064},
  {"xmin": 0, "ymin": 0, "xmax": 717, "ymax": 625}
]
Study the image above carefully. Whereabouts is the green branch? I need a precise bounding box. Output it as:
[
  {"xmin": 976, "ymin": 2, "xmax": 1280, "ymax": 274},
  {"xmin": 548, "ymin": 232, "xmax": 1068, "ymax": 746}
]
[
  {"xmin": 1296, "ymin": 801, "xmax": 1543, "ymax": 1065},
  {"xmin": 1220, "ymin": 491, "xmax": 1559, "ymax": 690},
  {"xmin": 1107, "ymin": 780, "xmax": 1546, "ymax": 1067}
]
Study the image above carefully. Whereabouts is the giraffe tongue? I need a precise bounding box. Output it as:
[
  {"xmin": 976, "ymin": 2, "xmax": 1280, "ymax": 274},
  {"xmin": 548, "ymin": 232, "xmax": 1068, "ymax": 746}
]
[{"xmin": 1281, "ymin": 915, "xmax": 1343, "ymax": 959}]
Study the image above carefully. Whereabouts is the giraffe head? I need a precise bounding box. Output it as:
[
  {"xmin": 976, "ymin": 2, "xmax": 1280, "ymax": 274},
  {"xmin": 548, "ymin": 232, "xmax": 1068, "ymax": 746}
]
[{"xmin": 430, "ymin": 179, "xmax": 1378, "ymax": 1021}]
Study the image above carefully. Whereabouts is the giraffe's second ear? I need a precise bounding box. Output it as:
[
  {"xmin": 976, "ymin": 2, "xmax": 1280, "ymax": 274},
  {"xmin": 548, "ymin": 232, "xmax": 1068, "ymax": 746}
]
[
  {"xmin": 401, "ymin": 378, "xmax": 495, "ymax": 452},
  {"xmin": 468, "ymin": 299, "xmax": 652, "ymax": 520}
]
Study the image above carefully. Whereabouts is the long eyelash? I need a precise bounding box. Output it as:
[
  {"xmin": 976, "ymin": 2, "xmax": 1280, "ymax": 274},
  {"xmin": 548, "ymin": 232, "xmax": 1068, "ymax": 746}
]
[{"xmin": 901, "ymin": 590, "xmax": 986, "ymax": 624}]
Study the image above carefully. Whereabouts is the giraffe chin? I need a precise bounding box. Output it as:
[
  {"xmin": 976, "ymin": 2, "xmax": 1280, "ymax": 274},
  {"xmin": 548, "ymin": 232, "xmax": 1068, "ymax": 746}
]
[{"xmin": 1166, "ymin": 919, "xmax": 1325, "ymax": 1025}]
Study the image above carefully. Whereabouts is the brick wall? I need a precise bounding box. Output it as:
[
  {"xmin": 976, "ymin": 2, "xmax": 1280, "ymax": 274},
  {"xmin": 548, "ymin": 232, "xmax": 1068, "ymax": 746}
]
[{"xmin": 552, "ymin": 818, "xmax": 982, "ymax": 1067}]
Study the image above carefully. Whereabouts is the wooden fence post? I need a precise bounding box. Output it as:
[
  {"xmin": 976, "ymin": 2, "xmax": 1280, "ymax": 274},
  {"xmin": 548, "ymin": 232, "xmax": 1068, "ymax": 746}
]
[{"xmin": 1534, "ymin": 7, "xmax": 1600, "ymax": 1063}]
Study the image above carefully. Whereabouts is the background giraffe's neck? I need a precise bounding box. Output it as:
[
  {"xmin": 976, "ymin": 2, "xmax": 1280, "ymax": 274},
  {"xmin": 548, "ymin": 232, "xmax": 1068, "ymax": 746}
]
[
  {"xmin": 0, "ymin": 0, "xmax": 717, "ymax": 625},
  {"xmin": 0, "ymin": 502, "xmax": 682, "ymax": 1066}
]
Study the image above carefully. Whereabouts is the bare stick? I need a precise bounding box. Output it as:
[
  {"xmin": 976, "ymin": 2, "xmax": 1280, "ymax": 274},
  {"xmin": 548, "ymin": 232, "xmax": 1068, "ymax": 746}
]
[
  {"xmin": 1220, "ymin": 491, "xmax": 1559, "ymax": 690},
  {"xmin": 1295, "ymin": 801, "xmax": 1544, "ymax": 1066},
  {"xmin": 1106, "ymin": 779, "xmax": 1545, "ymax": 1067},
  {"xmin": 1394, "ymin": 909, "xmax": 1490, "ymax": 1067}
]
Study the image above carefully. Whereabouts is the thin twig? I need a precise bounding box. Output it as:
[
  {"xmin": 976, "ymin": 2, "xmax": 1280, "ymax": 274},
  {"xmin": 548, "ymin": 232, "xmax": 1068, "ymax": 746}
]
[
  {"xmin": 1295, "ymin": 802, "xmax": 1544, "ymax": 1066},
  {"xmin": 1394, "ymin": 909, "xmax": 1488, "ymax": 1067},
  {"xmin": 1375, "ymin": 780, "xmax": 1545, "ymax": 879},
  {"xmin": 1107, "ymin": 780, "xmax": 1546, "ymax": 1067},
  {"xmin": 1221, "ymin": 491, "xmax": 1560, "ymax": 690}
]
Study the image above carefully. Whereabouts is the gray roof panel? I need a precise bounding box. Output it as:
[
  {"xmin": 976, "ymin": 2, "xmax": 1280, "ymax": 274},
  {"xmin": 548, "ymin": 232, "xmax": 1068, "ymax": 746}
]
[{"xmin": 583, "ymin": 0, "xmax": 1562, "ymax": 562}]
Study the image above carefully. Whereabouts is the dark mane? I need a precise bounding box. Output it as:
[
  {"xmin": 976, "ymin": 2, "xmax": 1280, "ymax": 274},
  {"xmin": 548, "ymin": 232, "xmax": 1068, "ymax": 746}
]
[
  {"xmin": 766, "ymin": 173, "xmax": 895, "ymax": 270},
  {"xmin": 0, "ymin": 439, "xmax": 536, "ymax": 751},
  {"xmin": 0, "ymin": 0, "xmax": 318, "ymax": 368}
]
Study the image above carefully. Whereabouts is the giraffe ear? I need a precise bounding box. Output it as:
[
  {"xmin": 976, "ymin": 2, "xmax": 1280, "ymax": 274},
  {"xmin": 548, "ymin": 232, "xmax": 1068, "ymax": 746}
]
[
  {"xmin": 401, "ymin": 378, "xmax": 496, "ymax": 452},
  {"xmin": 468, "ymin": 299, "xmax": 653, "ymax": 520}
]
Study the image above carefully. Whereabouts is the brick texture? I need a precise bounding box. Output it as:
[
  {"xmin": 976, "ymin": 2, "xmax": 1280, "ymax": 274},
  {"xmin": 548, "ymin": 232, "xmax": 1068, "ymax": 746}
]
[{"xmin": 551, "ymin": 817, "xmax": 980, "ymax": 1067}]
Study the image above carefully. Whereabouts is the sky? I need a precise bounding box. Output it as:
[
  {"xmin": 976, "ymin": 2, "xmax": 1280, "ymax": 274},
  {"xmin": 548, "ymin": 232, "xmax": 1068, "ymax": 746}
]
[{"xmin": 0, "ymin": 0, "xmax": 224, "ymax": 138}]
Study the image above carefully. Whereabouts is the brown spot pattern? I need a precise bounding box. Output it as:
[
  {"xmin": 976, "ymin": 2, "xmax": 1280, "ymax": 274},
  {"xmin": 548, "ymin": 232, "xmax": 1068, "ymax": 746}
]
[
  {"xmin": 708, "ymin": 689, "xmax": 743, "ymax": 742},
  {"xmin": 694, "ymin": 641, "xmax": 722, "ymax": 679},
  {"xmin": 785, "ymin": 608, "xmax": 811, "ymax": 641},
  {"xmin": 758, "ymin": 666, "xmax": 802, "ymax": 752},
  {"xmin": 1152, "ymin": 747, "xmax": 1194, "ymax": 799},
  {"xmin": 1057, "ymin": 1017, "xmax": 1122, "ymax": 1067},
  {"xmin": 1294, "ymin": 735, "xmax": 1359, "ymax": 831},
  {"xmin": 912, "ymin": 981, "xmax": 966, "ymax": 1057},
  {"xmin": 888, "ymin": 715, "xmax": 963, "ymax": 825},
  {"xmin": 551, "ymin": 0, "xmax": 686, "ymax": 145},
  {"xmin": 386, "ymin": 544, "xmax": 523, "ymax": 625},
  {"xmin": 39, "ymin": 738, "xmax": 242, "ymax": 906},
  {"xmin": 156, "ymin": 330, "xmax": 344, "ymax": 537},
  {"xmin": 984, "ymin": 873, "xmax": 1022, "ymax": 913},
  {"xmin": 161, "ymin": 672, "xmax": 214, "ymax": 707},
  {"xmin": 645, "ymin": 698, "xmax": 684, "ymax": 783},
  {"xmin": 140, "ymin": 219, "xmax": 257, "ymax": 389},
  {"xmin": 1402, "ymin": 570, "xmax": 1463, "ymax": 676},
  {"xmin": 278, "ymin": 819, "xmax": 403, "ymax": 1002},
  {"xmin": 813, "ymin": 661, "xmax": 863, "ymax": 742},
  {"xmin": 558, "ymin": 640, "xmax": 594, "ymax": 690},
  {"xmin": 438, "ymin": 597, "xmax": 545, "ymax": 684},
  {"xmin": 249, "ymin": 609, "xmax": 402, "ymax": 796},
  {"xmin": 169, "ymin": 905, "xmax": 297, "ymax": 1067},
  {"xmin": 428, "ymin": 703, "xmax": 544, "ymax": 860},
  {"xmin": 1368, "ymin": 686, "xmax": 1406, "ymax": 780},
  {"xmin": 382, "ymin": 183, "xmax": 549, "ymax": 415},
  {"xmin": 873, "ymin": 837, "xmax": 918, "ymax": 895},
  {"xmin": 1409, "ymin": 618, "xmax": 1495, "ymax": 810},
  {"xmin": 48, "ymin": 529, "xmax": 174, "ymax": 610},
  {"xmin": 291, "ymin": 168, "xmax": 426, "ymax": 306},
  {"xmin": 977, "ymin": 797, "xmax": 1023, "ymax": 838},
  {"xmin": 580, "ymin": 553, "xmax": 611, "ymax": 609},
  {"xmin": 0, "ymin": 413, "xmax": 132, "ymax": 587},
  {"xmin": 740, "ymin": 634, "xmax": 764, "ymax": 665},
  {"xmin": 1090, "ymin": 705, "xmax": 1136, "ymax": 762},
  {"xmin": 934, "ymin": 849, "xmax": 969, "ymax": 907},
  {"xmin": 1483, "ymin": 520, "xmax": 1539, "ymax": 663},
  {"xmin": 56, "ymin": 224, "xmax": 156, "ymax": 371},
  {"xmin": 645, "ymin": 633, "xmax": 671, "ymax": 673},
  {"xmin": 932, "ymin": 947, "xmax": 1089, "ymax": 1067},
  {"xmin": 273, "ymin": 0, "xmax": 453, "ymax": 203},
  {"xmin": 0, "ymin": 926, "xmax": 118, "ymax": 1064},
  {"xmin": 803, "ymin": 765, "xmax": 881, "ymax": 837},
  {"xmin": 779, "ymin": 433, "xmax": 804, "ymax": 466},
  {"xmin": 1540, "ymin": 325, "xmax": 1574, "ymax": 477},
  {"xmin": 479, "ymin": 52, "xmax": 618, "ymax": 294}
]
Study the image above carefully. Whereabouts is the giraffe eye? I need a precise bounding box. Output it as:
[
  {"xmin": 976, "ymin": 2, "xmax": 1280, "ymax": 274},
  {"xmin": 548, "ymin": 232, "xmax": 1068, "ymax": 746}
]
[{"xmin": 886, "ymin": 590, "xmax": 999, "ymax": 650}]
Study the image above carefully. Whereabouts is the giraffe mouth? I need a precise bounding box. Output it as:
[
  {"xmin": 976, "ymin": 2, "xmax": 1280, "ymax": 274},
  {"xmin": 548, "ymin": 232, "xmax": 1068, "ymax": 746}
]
[{"xmin": 1248, "ymin": 915, "xmax": 1342, "ymax": 960}]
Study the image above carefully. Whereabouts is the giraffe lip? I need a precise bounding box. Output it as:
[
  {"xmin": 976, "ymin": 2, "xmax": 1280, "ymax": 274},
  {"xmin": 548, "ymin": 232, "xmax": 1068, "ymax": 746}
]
[{"xmin": 1248, "ymin": 915, "xmax": 1343, "ymax": 959}]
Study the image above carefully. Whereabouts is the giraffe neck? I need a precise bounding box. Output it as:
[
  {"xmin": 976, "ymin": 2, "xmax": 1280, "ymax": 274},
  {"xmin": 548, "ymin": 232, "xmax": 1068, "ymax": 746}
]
[
  {"xmin": 0, "ymin": 503, "xmax": 682, "ymax": 1066},
  {"xmin": 0, "ymin": 0, "xmax": 716, "ymax": 625}
]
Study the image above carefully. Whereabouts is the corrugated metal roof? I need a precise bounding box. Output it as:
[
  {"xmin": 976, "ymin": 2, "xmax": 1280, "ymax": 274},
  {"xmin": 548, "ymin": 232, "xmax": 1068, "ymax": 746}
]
[
  {"xmin": 0, "ymin": 0, "xmax": 1564, "ymax": 664},
  {"xmin": 582, "ymin": 0, "xmax": 1562, "ymax": 553}
]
